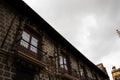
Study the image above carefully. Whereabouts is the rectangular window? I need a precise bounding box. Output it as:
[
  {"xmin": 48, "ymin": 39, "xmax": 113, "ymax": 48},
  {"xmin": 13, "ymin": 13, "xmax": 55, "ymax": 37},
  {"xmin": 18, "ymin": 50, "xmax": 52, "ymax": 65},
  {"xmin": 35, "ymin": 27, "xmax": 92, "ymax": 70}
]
[
  {"xmin": 80, "ymin": 68, "xmax": 84, "ymax": 76},
  {"xmin": 78, "ymin": 64, "xmax": 87, "ymax": 79},
  {"xmin": 20, "ymin": 31, "xmax": 38, "ymax": 53},
  {"xmin": 59, "ymin": 55, "xmax": 68, "ymax": 70}
]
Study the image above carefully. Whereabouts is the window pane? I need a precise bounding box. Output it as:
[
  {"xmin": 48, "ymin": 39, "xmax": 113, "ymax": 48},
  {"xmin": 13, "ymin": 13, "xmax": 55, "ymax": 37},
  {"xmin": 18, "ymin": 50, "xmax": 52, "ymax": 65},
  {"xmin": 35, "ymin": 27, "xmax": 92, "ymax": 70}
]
[
  {"xmin": 31, "ymin": 37, "xmax": 38, "ymax": 47},
  {"xmin": 80, "ymin": 68, "xmax": 84, "ymax": 76},
  {"xmin": 30, "ymin": 46, "xmax": 37, "ymax": 53},
  {"xmin": 60, "ymin": 64, "xmax": 64, "ymax": 68},
  {"xmin": 20, "ymin": 40, "xmax": 29, "ymax": 48},
  {"xmin": 59, "ymin": 56, "xmax": 63, "ymax": 65},
  {"xmin": 64, "ymin": 65, "xmax": 68, "ymax": 70},
  {"xmin": 20, "ymin": 31, "xmax": 30, "ymax": 48},
  {"xmin": 22, "ymin": 31, "xmax": 30, "ymax": 42},
  {"xmin": 64, "ymin": 58, "xmax": 66, "ymax": 64}
]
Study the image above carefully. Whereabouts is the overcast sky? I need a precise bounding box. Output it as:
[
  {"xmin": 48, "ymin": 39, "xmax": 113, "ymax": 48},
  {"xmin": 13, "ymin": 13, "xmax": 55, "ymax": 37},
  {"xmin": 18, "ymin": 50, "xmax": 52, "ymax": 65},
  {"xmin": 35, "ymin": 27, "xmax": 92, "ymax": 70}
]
[{"xmin": 23, "ymin": 0, "xmax": 120, "ymax": 79}]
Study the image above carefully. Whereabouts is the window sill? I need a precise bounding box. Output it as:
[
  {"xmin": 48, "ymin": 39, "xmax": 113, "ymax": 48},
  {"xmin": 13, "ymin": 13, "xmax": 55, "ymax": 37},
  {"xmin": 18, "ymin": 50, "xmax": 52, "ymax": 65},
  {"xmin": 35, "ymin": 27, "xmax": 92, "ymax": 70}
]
[{"xmin": 17, "ymin": 50, "xmax": 47, "ymax": 68}]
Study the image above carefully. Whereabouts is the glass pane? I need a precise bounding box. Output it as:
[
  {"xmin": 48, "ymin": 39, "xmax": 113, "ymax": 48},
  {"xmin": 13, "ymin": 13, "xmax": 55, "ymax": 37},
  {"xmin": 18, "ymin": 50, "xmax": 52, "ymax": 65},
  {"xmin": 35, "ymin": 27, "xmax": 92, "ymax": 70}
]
[
  {"xmin": 22, "ymin": 31, "xmax": 30, "ymax": 42},
  {"xmin": 64, "ymin": 58, "xmax": 66, "ymax": 64},
  {"xmin": 30, "ymin": 46, "xmax": 37, "ymax": 53},
  {"xmin": 80, "ymin": 68, "xmax": 84, "ymax": 76},
  {"xmin": 60, "ymin": 64, "xmax": 64, "ymax": 68},
  {"xmin": 31, "ymin": 37, "xmax": 38, "ymax": 47},
  {"xmin": 64, "ymin": 65, "xmax": 68, "ymax": 70},
  {"xmin": 20, "ymin": 40, "xmax": 29, "ymax": 48},
  {"xmin": 59, "ymin": 56, "xmax": 63, "ymax": 65}
]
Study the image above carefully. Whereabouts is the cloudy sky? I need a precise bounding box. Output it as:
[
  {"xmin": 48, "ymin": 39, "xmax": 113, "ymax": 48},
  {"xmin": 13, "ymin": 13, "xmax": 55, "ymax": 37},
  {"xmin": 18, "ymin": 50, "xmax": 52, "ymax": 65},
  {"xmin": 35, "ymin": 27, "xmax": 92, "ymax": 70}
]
[{"xmin": 23, "ymin": 0, "xmax": 120, "ymax": 79}]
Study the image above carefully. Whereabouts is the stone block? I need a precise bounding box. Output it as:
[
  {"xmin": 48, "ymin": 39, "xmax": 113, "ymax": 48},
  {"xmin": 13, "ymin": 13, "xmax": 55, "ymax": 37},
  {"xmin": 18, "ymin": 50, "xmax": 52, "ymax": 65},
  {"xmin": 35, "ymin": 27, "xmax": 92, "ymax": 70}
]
[
  {"xmin": 0, "ymin": 69, "xmax": 3, "ymax": 76},
  {"xmin": 3, "ymin": 71, "xmax": 10, "ymax": 77},
  {"xmin": 11, "ymin": 68, "xmax": 15, "ymax": 73},
  {"xmin": 0, "ymin": 77, "xmax": 3, "ymax": 80},
  {"xmin": 0, "ymin": 63, "xmax": 3, "ymax": 69},
  {"xmin": 11, "ymin": 73, "xmax": 15, "ymax": 79},
  {"xmin": 2, "ymin": 58, "xmax": 7, "ymax": 64},
  {"xmin": 4, "ymin": 66, "xmax": 10, "ymax": 71},
  {"xmin": 4, "ymin": 78, "xmax": 11, "ymax": 80}
]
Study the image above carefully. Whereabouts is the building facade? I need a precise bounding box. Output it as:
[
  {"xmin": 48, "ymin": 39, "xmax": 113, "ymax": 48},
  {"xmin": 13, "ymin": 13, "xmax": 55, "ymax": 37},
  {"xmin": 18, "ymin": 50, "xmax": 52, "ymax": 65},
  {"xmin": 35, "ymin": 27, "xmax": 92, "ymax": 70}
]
[
  {"xmin": 112, "ymin": 66, "xmax": 120, "ymax": 80},
  {"xmin": 97, "ymin": 63, "xmax": 108, "ymax": 75},
  {"xmin": 0, "ymin": 0, "xmax": 109, "ymax": 80}
]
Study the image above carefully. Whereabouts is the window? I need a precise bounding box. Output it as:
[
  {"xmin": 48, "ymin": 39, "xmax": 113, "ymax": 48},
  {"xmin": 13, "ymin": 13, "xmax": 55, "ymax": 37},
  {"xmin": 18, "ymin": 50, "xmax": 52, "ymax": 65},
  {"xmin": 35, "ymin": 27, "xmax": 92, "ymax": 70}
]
[
  {"xmin": 78, "ymin": 64, "xmax": 87, "ymax": 80},
  {"xmin": 59, "ymin": 55, "xmax": 68, "ymax": 70},
  {"xmin": 78, "ymin": 65, "xmax": 85, "ymax": 77},
  {"xmin": 79, "ymin": 68, "xmax": 84, "ymax": 76},
  {"xmin": 20, "ymin": 31, "xmax": 38, "ymax": 53}
]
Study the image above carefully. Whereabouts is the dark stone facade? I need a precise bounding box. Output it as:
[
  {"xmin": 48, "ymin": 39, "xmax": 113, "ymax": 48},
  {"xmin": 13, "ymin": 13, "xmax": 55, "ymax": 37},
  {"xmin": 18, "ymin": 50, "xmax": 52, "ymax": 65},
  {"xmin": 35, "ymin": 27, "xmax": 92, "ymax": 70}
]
[{"xmin": 0, "ymin": 0, "xmax": 109, "ymax": 80}]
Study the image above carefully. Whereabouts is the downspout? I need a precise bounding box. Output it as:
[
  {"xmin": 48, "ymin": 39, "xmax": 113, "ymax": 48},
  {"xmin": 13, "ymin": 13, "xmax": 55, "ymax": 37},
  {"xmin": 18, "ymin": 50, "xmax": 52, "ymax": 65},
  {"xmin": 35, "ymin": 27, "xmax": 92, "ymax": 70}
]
[
  {"xmin": 1, "ymin": 14, "xmax": 17, "ymax": 48},
  {"xmin": 11, "ymin": 16, "xmax": 23, "ymax": 52}
]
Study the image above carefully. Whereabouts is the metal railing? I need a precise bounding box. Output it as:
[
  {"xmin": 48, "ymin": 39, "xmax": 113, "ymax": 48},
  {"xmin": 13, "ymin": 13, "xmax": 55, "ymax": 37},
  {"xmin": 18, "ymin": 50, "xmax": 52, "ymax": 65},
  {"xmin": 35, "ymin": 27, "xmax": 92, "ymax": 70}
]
[
  {"xmin": 58, "ymin": 67, "xmax": 80, "ymax": 78},
  {"xmin": 19, "ymin": 39, "xmax": 47, "ymax": 63}
]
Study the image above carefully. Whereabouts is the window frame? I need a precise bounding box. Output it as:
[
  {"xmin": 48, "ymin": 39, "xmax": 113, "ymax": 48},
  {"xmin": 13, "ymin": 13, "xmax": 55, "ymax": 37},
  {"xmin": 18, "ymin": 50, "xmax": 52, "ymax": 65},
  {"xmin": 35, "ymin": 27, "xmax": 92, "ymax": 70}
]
[
  {"xmin": 78, "ymin": 63, "xmax": 88, "ymax": 80},
  {"xmin": 19, "ymin": 26, "xmax": 42, "ymax": 58},
  {"xmin": 20, "ymin": 30, "xmax": 39, "ymax": 53},
  {"xmin": 59, "ymin": 54, "xmax": 68, "ymax": 73}
]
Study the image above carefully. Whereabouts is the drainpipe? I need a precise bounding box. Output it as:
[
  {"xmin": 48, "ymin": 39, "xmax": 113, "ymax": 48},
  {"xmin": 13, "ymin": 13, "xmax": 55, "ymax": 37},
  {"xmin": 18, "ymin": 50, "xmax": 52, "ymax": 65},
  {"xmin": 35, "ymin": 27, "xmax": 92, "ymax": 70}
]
[
  {"xmin": 1, "ymin": 14, "xmax": 17, "ymax": 48},
  {"xmin": 11, "ymin": 16, "xmax": 23, "ymax": 52}
]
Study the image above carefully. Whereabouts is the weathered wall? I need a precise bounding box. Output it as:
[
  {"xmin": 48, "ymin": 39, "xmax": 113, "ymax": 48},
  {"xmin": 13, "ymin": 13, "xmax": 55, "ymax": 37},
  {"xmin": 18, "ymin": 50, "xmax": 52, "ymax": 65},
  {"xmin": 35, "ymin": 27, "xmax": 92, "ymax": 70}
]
[
  {"xmin": 0, "ymin": 1, "xmax": 18, "ymax": 80},
  {"xmin": 85, "ymin": 66, "xmax": 93, "ymax": 79},
  {"xmin": 0, "ymin": 1, "xmax": 19, "ymax": 51},
  {"xmin": 0, "ymin": 53, "xmax": 15, "ymax": 80},
  {"xmin": 42, "ymin": 33, "xmax": 55, "ymax": 56},
  {"xmin": 113, "ymin": 71, "xmax": 120, "ymax": 77},
  {"xmin": 70, "ymin": 54, "xmax": 78, "ymax": 71},
  {"xmin": 112, "ymin": 70, "xmax": 120, "ymax": 78}
]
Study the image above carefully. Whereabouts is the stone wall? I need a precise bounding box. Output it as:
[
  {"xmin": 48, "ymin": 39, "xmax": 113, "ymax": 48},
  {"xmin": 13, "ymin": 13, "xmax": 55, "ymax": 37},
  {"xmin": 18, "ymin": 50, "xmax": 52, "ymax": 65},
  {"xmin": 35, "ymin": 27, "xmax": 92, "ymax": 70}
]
[
  {"xmin": 0, "ymin": 54, "xmax": 15, "ymax": 80},
  {"xmin": 42, "ymin": 33, "xmax": 55, "ymax": 56},
  {"xmin": 70, "ymin": 54, "xmax": 78, "ymax": 71},
  {"xmin": 0, "ymin": 1, "xmax": 21, "ymax": 80},
  {"xmin": 0, "ymin": 1, "xmax": 19, "ymax": 51},
  {"xmin": 84, "ymin": 66, "xmax": 92, "ymax": 79}
]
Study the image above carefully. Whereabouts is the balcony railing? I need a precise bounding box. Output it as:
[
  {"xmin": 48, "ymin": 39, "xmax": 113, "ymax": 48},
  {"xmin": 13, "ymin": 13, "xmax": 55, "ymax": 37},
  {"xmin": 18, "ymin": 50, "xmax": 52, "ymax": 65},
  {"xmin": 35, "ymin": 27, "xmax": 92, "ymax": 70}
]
[
  {"xmin": 17, "ymin": 39, "xmax": 47, "ymax": 67},
  {"xmin": 58, "ymin": 67, "xmax": 79, "ymax": 80}
]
